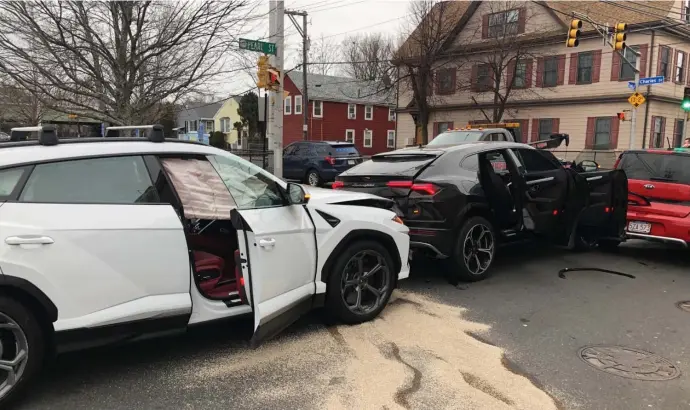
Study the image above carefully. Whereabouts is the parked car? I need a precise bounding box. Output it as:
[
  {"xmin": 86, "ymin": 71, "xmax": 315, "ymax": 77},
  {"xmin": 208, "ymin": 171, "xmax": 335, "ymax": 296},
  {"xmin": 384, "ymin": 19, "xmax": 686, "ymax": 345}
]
[
  {"xmin": 615, "ymin": 148, "xmax": 690, "ymax": 248},
  {"xmin": 283, "ymin": 141, "xmax": 364, "ymax": 186},
  {"xmin": 0, "ymin": 125, "xmax": 410, "ymax": 404},
  {"xmin": 334, "ymin": 141, "xmax": 627, "ymax": 282}
]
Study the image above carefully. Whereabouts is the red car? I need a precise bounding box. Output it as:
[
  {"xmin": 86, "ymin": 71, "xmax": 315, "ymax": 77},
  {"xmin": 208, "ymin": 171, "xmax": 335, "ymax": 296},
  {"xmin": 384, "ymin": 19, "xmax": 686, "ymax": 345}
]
[{"xmin": 614, "ymin": 148, "xmax": 690, "ymax": 248}]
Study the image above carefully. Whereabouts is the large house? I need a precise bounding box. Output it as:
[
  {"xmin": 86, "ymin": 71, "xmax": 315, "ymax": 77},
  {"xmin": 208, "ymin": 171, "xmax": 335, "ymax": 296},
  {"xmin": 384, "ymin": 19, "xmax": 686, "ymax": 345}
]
[
  {"xmin": 283, "ymin": 71, "xmax": 397, "ymax": 156},
  {"xmin": 395, "ymin": 1, "xmax": 690, "ymax": 166}
]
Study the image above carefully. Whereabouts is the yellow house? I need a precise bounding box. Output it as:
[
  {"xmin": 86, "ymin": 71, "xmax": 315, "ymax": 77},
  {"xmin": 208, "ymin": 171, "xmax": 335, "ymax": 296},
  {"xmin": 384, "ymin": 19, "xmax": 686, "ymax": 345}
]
[{"xmin": 214, "ymin": 96, "xmax": 243, "ymax": 147}]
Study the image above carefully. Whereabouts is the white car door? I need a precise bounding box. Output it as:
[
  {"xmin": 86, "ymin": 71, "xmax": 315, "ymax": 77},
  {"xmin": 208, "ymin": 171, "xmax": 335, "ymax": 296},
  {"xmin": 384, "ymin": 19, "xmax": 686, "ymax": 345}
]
[
  {"xmin": 0, "ymin": 156, "xmax": 191, "ymax": 339},
  {"xmin": 208, "ymin": 154, "xmax": 316, "ymax": 344}
]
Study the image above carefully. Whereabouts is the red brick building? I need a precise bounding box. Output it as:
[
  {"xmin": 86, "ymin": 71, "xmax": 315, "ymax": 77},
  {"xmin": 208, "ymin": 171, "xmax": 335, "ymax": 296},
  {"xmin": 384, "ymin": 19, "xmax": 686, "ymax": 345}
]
[{"xmin": 283, "ymin": 71, "xmax": 397, "ymax": 156}]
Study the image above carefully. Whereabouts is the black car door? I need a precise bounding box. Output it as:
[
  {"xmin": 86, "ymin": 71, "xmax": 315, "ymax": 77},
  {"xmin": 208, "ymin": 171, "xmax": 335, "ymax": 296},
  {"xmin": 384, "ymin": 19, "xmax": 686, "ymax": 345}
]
[
  {"xmin": 283, "ymin": 144, "xmax": 297, "ymax": 179},
  {"xmin": 575, "ymin": 168, "xmax": 628, "ymax": 241},
  {"xmin": 510, "ymin": 148, "xmax": 574, "ymax": 243}
]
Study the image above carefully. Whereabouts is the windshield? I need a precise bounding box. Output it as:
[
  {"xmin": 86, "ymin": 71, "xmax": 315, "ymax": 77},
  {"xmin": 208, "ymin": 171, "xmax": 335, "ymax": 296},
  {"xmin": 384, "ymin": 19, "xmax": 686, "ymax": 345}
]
[
  {"xmin": 618, "ymin": 152, "xmax": 690, "ymax": 184},
  {"xmin": 427, "ymin": 131, "xmax": 483, "ymax": 146}
]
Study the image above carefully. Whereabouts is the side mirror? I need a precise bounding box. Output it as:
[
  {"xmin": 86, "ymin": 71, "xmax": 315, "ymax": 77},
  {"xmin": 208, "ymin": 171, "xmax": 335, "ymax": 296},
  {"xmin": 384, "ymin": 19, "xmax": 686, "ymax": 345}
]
[
  {"xmin": 578, "ymin": 160, "xmax": 599, "ymax": 172},
  {"xmin": 287, "ymin": 183, "xmax": 309, "ymax": 205}
]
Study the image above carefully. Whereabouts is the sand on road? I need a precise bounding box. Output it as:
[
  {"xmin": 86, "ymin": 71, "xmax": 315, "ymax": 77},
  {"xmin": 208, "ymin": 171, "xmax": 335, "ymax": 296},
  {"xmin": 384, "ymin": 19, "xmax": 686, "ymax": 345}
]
[{"xmin": 189, "ymin": 291, "xmax": 561, "ymax": 410}]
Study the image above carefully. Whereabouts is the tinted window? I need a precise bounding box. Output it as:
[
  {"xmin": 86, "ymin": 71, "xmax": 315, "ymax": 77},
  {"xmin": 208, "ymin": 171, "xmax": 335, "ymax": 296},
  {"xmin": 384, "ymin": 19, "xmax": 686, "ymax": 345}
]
[
  {"xmin": 0, "ymin": 167, "xmax": 28, "ymax": 198},
  {"xmin": 315, "ymin": 145, "xmax": 332, "ymax": 156},
  {"xmin": 489, "ymin": 133, "xmax": 506, "ymax": 141},
  {"xmin": 20, "ymin": 156, "xmax": 158, "ymax": 204},
  {"xmin": 428, "ymin": 131, "xmax": 483, "ymax": 146},
  {"xmin": 330, "ymin": 145, "xmax": 360, "ymax": 156},
  {"xmin": 207, "ymin": 154, "xmax": 285, "ymax": 209},
  {"xmin": 514, "ymin": 149, "xmax": 559, "ymax": 172},
  {"xmin": 284, "ymin": 145, "xmax": 297, "ymax": 155},
  {"xmin": 349, "ymin": 153, "xmax": 439, "ymax": 177},
  {"xmin": 486, "ymin": 151, "xmax": 509, "ymax": 173},
  {"xmin": 292, "ymin": 143, "xmax": 309, "ymax": 156},
  {"xmin": 618, "ymin": 152, "xmax": 690, "ymax": 184},
  {"xmin": 461, "ymin": 154, "xmax": 479, "ymax": 172}
]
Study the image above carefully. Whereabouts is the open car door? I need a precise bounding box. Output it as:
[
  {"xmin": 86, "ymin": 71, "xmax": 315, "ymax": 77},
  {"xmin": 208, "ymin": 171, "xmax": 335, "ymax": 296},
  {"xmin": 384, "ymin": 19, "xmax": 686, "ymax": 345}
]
[{"xmin": 572, "ymin": 169, "xmax": 628, "ymax": 242}]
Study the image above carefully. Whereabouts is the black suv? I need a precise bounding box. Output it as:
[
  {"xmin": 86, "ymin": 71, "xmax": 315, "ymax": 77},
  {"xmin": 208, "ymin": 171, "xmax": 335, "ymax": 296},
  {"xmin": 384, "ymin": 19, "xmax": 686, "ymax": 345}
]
[
  {"xmin": 334, "ymin": 141, "xmax": 627, "ymax": 282},
  {"xmin": 283, "ymin": 141, "xmax": 364, "ymax": 186}
]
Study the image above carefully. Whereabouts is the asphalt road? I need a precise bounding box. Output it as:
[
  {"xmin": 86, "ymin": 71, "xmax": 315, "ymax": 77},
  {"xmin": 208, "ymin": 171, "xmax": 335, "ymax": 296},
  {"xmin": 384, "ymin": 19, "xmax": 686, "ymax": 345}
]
[{"xmin": 9, "ymin": 240, "xmax": 690, "ymax": 410}]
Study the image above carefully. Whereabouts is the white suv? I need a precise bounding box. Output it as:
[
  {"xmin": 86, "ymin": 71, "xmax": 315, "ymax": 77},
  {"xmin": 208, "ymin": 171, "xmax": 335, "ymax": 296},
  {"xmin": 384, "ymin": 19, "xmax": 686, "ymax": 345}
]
[{"xmin": 0, "ymin": 126, "xmax": 410, "ymax": 404}]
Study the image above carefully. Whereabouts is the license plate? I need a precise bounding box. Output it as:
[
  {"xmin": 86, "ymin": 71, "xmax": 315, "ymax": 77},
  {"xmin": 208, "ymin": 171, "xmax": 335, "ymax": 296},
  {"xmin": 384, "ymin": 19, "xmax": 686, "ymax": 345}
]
[
  {"xmin": 627, "ymin": 221, "xmax": 651, "ymax": 234},
  {"xmin": 348, "ymin": 160, "xmax": 355, "ymax": 165}
]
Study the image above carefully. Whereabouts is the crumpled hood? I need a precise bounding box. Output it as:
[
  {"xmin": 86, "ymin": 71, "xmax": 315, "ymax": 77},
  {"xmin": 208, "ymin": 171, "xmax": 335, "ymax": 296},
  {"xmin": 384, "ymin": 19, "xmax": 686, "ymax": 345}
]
[{"xmin": 302, "ymin": 185, "xmax": 391, "ymax": 206}]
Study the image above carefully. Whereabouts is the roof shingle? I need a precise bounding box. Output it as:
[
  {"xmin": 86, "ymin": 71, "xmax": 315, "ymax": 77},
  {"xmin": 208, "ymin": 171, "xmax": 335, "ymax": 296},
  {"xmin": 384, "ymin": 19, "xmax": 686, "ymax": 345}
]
[{"xmin": 287, "ymin": 71, "xmax": 394, "ymax": 106}]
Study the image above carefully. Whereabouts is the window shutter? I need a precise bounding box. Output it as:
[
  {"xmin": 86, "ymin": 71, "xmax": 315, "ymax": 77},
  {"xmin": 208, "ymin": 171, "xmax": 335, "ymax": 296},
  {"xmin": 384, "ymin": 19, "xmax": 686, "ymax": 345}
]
[
  {"xmin": 673, "ymin": 118, "xmax": 678, "ymax": 142},
  {"xmin": 673, "ymin": 50, "xmax": 679, "ymax": 83},
  {"xmin": 557, "ymin": 54, "xmax": 566, "ymax": 86},
  {"xmin": 470, "ymin": 65, "xmax": 479, "ymax": 92},
  {"xmin": 585, "ymin": 117, "xmax": 595, "ymax": 149},
  {"xmin": 610, "ymin": 116, "xmax": 620, "ymax": 150},
  {"xmin": 657, "ymin": 46, "xmax": 663, "ymax": 76},
  {"xmin": 521, "ymin": 119, "xmax": 530, "ymax": 143},
  {"xmin": 525, "ymin": 59, "xmax": 533, "ymax": 88},
  {"xmin": 650, "ymin": 116, "xmax": 658, "ymax": 147},
  {"xmin": 552, "ymin": 118, "xmax": 560, "ymax": 133},
  {"xmin": 433, "ymin": 122, "xmax": 439, "ymax": 137},
  {"xmin": 531, "ymin": 118, "xmax": 539, "ymax": 142},
  {"xmin": 686, "ymin": 58, "xmax": 690, "ymax": 85},
  {"xmin": 568, "ymin": 53, "xmax": 578, "ymax": 84},
  {"xmin": 482, "ymin": 14, "xmax": 489, "ymax": 39},
  {"xmin": 639, "ymin": 44, "xmax": 648, "ymax": 78},
  {"xmin": 536, "ymin": 57, "xmax": 544, "ymax": 88},
  {"xmin": 592, "ymin": 50, "xmax": 602, "ymax": 83},
  {"xmin": 507, "ymin": 60, "xmax": 516, "ymax": 87},
  {"xmin": 611, "ymin": 51, "xmax": 621, "ymax": 81},
  {"xmin": 517, "ymin": 8, "xmax": 526, "ymax": 34},
  {"xmin": 661, "ymin": 117, "xmax": 667, "ymax": 146}
]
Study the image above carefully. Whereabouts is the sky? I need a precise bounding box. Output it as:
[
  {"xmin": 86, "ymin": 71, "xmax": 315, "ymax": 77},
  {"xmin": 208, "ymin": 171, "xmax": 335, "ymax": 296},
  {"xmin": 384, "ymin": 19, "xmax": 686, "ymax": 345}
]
[{"xmin": 226, "ymin": 0, "xmax": 412, "ymax": 95}]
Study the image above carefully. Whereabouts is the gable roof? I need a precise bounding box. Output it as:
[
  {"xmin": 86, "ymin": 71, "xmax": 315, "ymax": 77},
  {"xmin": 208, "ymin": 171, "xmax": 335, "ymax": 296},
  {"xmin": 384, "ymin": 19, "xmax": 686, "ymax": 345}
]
[{"xmin": 286, "ymin": 71, "xmax": 395, "ymax": 106}]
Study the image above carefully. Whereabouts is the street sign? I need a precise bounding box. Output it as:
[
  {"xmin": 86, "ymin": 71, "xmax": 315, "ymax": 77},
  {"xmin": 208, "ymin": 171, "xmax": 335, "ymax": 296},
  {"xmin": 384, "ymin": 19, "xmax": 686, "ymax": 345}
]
[
  {"xmin": 628, "ymin": 92, "xmax": 646, "ymax": 108},
  {"xmin": 628, "ymin": 81, "xmax": 636, "ymax": 90},
  {"xmin": 639, "ymin": 76, "xmax": 664, "ymax": 86},
  {"xmin": 239, "ymin": 38, "xmax": 277, "ymax": 55}
]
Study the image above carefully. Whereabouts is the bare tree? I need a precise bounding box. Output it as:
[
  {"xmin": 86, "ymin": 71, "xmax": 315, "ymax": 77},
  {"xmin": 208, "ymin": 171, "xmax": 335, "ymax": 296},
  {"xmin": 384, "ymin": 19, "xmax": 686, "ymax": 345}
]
[
  {"xmin": 341, "ymin": 33, "xmax": 394, "ymax": 82},
  {"xmin": 464, "ymin": 1, "xmax": 550, "ymax": 123},
  {"xmin": 394, "ymin": 1, "xmax": 470, "ymax": 144},
  {"xmin": 306, "ymin": 34, "xmax": 339, "ymax": 76},
  {"xmin": 0, "ymin": 1, "xmax": 253, "ymax": 125}
]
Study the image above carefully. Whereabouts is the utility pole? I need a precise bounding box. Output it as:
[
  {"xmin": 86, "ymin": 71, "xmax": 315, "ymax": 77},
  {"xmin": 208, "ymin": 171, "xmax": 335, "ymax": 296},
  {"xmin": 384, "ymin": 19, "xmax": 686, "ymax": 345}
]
[
  {"xmin": 629, "ymin": 50, "xmax": 641, "ymax": 149},
  {"xmin": 286, "ymin": 9, "xmax": 309, "ymax": 141},
  {"xmin": 268, "ymin": 1, "xmax": 284, "ymax": 178}
]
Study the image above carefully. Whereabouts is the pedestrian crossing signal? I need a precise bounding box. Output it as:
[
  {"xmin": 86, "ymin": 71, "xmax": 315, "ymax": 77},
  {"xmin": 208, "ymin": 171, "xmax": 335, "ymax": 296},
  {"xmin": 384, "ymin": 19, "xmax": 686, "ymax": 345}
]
[{"xmin": 617, "ymin": 112, "xmax": 625, "ymax": 121}]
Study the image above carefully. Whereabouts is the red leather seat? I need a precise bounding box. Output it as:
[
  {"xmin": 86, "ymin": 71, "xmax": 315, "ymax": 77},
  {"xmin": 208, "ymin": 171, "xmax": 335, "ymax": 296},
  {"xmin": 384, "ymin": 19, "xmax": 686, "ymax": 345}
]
[{"xmin": 193, "ymin": 251, "xmax": 225, "ymax": 294}]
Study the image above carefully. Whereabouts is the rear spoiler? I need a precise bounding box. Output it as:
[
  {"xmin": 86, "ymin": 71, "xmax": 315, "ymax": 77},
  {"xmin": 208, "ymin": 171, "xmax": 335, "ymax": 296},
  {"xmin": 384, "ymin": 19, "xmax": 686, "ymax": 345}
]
[{"xmin": 526, "ymin": 133, "xmax": 570, "ymax": 149}]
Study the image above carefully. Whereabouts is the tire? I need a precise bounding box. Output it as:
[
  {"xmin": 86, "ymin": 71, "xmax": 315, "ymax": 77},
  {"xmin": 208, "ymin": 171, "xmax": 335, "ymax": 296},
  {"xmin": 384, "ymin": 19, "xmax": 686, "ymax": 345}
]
[
  {"xmin": 0, "ymin": 296, "xmax": 45, "ymax": 406},
  {"xmin": 325, "ymin": 240, "xmax": 396, "ymax": 324},
  {"xmin": 574, "ymin": 234, "xmax": 598, "ymax": 252},
  {"xmin": 445, "ymin": 216, "xmax": 496, "ymax": 283},
  {"xmin": 305, "ymin": 169, "xmax": 322, "ymax": 187},
  {"xmin": 598, "ymin": 239, "xmax": 621, "ymax": 252}
]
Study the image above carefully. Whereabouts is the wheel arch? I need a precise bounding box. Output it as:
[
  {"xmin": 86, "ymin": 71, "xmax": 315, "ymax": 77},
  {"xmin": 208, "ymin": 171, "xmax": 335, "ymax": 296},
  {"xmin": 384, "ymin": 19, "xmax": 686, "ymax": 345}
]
[
  {"xmin": 452, "ymin": 203, "xmax": 496, "ymax": 233},
  {"xmin": 0, "ymin": 275, "xmax": 58, "ymax": 324},
  {"xmin": 319, "ymin": 229, "xmax": 402, "ymax": 284}
]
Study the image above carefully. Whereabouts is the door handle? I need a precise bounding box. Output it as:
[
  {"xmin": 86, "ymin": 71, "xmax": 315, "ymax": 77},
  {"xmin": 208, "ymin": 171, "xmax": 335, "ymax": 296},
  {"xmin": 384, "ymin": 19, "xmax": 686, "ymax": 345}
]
[
  {"xmin": 258, "ymin": 238, "xmax": 276, "ymax": 248},
  {"xmin": 5, "ymin": 235, "xmax": 54, "ymax": 246}
]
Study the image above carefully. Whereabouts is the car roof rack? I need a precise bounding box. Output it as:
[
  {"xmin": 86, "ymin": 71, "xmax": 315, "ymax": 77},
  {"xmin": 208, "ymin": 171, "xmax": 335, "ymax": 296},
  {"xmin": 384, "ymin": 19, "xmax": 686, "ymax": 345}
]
[
  {"xmin": 104, "ymin": 124, "xmax": 165, "ymax": 142},
  {"xmin": 11, "ymin": 125, "xmax": 58, "ymax": 146}
]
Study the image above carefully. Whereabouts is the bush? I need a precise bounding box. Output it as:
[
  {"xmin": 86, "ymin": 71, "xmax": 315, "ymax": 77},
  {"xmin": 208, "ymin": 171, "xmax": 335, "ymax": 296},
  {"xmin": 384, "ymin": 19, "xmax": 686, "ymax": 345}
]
[{"xmin": 209, "ymin": 131, "xmax": 226, "ymax": 148}]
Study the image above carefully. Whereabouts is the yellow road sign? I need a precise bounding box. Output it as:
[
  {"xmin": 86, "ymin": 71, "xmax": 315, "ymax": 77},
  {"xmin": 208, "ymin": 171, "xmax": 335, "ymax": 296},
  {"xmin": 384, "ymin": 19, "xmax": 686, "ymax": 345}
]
[{"xmin": 628, "ymin": 92, "xmax": 646, "ymax": 108}]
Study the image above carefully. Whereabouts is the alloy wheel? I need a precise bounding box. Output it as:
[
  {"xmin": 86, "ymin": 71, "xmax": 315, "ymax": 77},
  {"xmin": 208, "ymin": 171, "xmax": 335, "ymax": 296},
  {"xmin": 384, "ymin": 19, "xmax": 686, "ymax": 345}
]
[
  {"xmin": 307, "ymin": 172, "xmax": 319, "ymax": 186},
  {"xmin": 0, "ymin": 312, "xmax": 29, "ymax": 401},
  {"xmin": 340, "ymin": 250, "xmax": 390, "ymax": 315},
  {"xmin": 462, "ymin": 224, "xmax": 494, "ymax": 275}
]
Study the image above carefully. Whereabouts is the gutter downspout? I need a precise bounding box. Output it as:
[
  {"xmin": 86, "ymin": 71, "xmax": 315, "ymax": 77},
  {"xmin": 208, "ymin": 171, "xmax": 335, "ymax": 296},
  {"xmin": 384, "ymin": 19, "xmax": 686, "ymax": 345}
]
[{"xmin": 642, "ymin": 30, "xmax": 655, "ymax": 149}]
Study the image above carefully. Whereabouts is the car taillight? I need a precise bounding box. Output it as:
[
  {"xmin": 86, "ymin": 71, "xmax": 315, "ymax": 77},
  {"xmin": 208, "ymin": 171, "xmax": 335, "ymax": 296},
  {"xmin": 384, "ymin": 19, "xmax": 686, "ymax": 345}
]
[
  {"xmin": 332, "ymin": 181, "xmax": 344, "ymax": 189},
  {"xmin": 325, "ymin": 156, "xmax": 336, "ymax": 165},
  {"xmin": 386, "ymin": 180, "xmax": 439, "ymax": 195}
]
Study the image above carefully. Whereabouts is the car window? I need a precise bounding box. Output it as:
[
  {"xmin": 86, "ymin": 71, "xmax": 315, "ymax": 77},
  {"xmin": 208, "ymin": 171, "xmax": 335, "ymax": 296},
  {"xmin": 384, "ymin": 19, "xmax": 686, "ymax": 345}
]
[
  {"xmin": 292, "ymin": 143, "xmax": 308, "ymax": 156},
  {"xmin": 315, "ymin": 145, "xmax": 331, "ymax": 156},
  {"xmin": 486, "ymin": 151, "xmax": 508, "ymax": 173},
  {"xmin": 427, "ymin": 130, "xmax": 483, "ymax": 146},
  {"xmin": 207, "ymin": 153, "xmax": 285, "ymax": 209},
  {"xmin": 19, "ymin": 156, "xmax": 158, "ymax": 204},
  {"xmin": 461, "ymin": 154, "xmax": 479, "ymax": 172},
  {"xmin": 489, "ymin": 133, "xmax": 506, "ymax": 142},
  {"xmin": 284, "ymin": 145, "xmax": 296, "ymax": 156},
  {"xmin": 330, "ymin": 145, "xmax": 360, "ymax": 156},
  {"xmin": 513, "ymin": 149, "xmax": 560, "ymax": 172},
  {"xmin": 618, "ymin": 152, "xmax": 690, "ymax": 184},
  {"xmin": 0, "ymin": 167, "xmax": 29, "ymax": 199}
]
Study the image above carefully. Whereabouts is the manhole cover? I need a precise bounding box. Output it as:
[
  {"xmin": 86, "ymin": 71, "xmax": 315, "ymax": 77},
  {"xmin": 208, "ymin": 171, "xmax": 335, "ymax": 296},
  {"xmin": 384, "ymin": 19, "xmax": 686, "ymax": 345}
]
[
  {"xmin": 578, "ymin": 345, "xmax": 680, "ymax": 381},
  {"xmin": 677, "ymin": 301, "xmax": 690, "ymax": 312}
]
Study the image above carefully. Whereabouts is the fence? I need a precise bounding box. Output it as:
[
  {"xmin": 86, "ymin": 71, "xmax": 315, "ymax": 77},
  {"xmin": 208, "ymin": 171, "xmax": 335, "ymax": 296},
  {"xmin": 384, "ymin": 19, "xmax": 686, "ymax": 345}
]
[{"xmin": 227, "ymin": 149, "xmax": 274, "ymax": 173}]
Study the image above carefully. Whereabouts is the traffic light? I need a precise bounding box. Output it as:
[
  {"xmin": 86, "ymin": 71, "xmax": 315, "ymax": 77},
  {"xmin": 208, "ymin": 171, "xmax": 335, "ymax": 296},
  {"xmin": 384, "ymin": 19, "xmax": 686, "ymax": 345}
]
[
  {"xmin": 566, "ymin": 19, "xmax": 581, "ymax": 47},
  {"xmin": 613, "ymin": 22, "xmax": 627, "ymax": 51},
  {"xmin": 267, "ymin": 67, "xmax": 281, "ymax": 91},
  {"xmin": 257, "ymin": 55, "xmax": 269, "ymax": 89},
  {"xmin": 682, "ymin": 87, "xmax": 690, "ymax": 111},
  {"xmin": 617, "ymin": 112, "xmax": 626, "ymax": 121}
]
